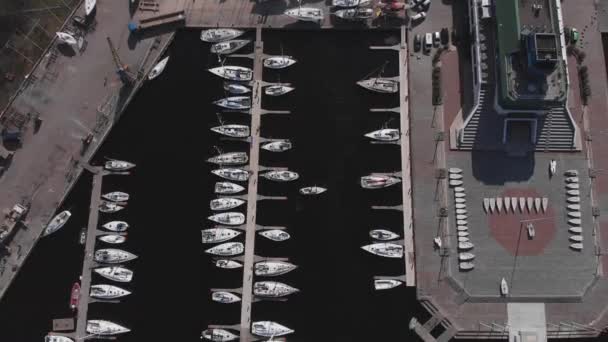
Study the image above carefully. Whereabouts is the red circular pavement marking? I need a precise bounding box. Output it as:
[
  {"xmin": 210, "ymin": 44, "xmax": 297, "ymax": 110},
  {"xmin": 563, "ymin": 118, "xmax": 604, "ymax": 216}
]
[{"xmin": 488, "ymin": 188, "xmax": 556, "ymax": 256}]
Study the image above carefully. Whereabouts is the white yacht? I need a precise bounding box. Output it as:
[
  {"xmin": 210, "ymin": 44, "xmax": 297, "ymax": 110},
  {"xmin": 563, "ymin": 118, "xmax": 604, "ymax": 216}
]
[
  {"xmin": 210, "ymin": 124, "xmax": 250, "ymax": 138},
  {"xmin": 90, "ymin": 284, "xmax": 131, "ymax": 299},
  {"xmin": 210, "ymin": 39, "xmax": 250, "ymax": 54},
  {"xmin": 332, "ymin": 0, "xmax": 371, "ymax": 6},
  {"xmin": 45, "ymin": 335, "xmax": 73, "ymax": 342},
  {"xmin": 361, "ymin": 243, "xmax": 403, "ymax": 258},
  {"xmin": 201, "ymin": 328, "xmax": 239, "ymax": 341},
  {"xmin": 224, "ymin": 82, "xmax": 251, "ymax": 94},
  {"xmin": 360, "ymin": 175, "xmax": 401, "ymax": 189},
  {"xmin": 369, "ymin": 229, "xmax": 400, "ymax": 241},
  {"xmin": 43, "ymin": 210, "xmax": 71, "ymax": 236},
  {"xmin": 261, "ymin": 140, "xmax": 292, "ymax": 152},
  {"xmin": 99, "ymin": 201, "xmax": 124, "ymax": 213},
  {"xmin": 333, "ymin": 8, "xmax": 374, "ymax": 20},
  {"xmin": 104, "ymin": 160, "xmax": 135, "ymax": 171},
  {"xmin": 205, "ymin": 242, "xmax": 245, "ymax": 256},
  {"xmin": 86, "ymin": 320, "xmax": 130, "ymax": 336},
  {"xmin": 263, "ymin": 56, "xmax": 297, "ymax": 69},
  {"xmin": 254, "ymin": 281, "xmax": 299, "ymax": 298},
  {"xmin": 102, "ymin": 221, "xmax": 129, "ymax": 232},
  {"xmin": 56, "ymin": 32, "xmax": 77, "ymax": 45},
  {"xmin": 251, "ymin": 321, "xmax": 293, "ymax": 337},
  {"xmin": 215, "ymin": 259, "xmax": 243, "ymax": 269},
  {"xmin": 207, "ymin": 152, "xmax": 249, "ymax": 165},
  {"xmin": 211, "ymin": 168, "xmax": 250, "ymax": 182},
  {"xmin": 214, "ymin": 96, "xmax": 251, "ymax": 110},
  {"xmin": 210, "ymin": 198, "xmax": 246, "ymax": 211},
  {"xmin": 94, "ymin": 249, "xmax": 137, "ymax": 264},
  {"xmin": 374, "ymin": 279, "xmax": 403, "ymax": 290},
  {"xmin": 357, "ymin": 78, "xmax": 399, "ymax": 93},
  {"xmin": 200, "ymin": 28, "xmax": 244, "ymax": 43},
  {"xmin": 215, "ymin": 182, "xmax": 246, "ymax": 194},
  {"xmin": 284, "ymin": 7, "xmax": 324, "ymax": 22},
  {"xmin": 259, "ymin": 229, "xmax": 290, "ymax": 242},
  {"xmin": 208, "ymin": 212, "xmax": 245, "ymax": 225},
  {"xmin": 255, "ymin": 260, "xmax": 297, "ymax": 276},
  {"xmin": 85, "ymin": 0, "xmax": 96, "ymax": 16},
  {"xmin": 201, "ymin": 228, "xmax": 241, "ymax": 243},
  {"xmin": 148, "ymin": 56, "xmax": 169, "ymax": 80},
  {"xmin": 102, "ymin": 191, "xmax": 129, "ymax": 202},
  {"xmin": 500, "ymin": 278, "xmax": 509, "ymax": 296},
  {"xmin": 365, "ymin": 128, "xmax": 400, "ymax": 142},
  {"xmin": 94, "ymin": 266, "xmax": 133, "ymax": 282},
  {"xmin": 208, "ymin": 66, "xmax": 253, "ymax": 81},
  {"xmin": 261, "ymin": 170, "xmax": 299, "ymax": 182},
  {"xmin": 265, "ymin": 84, "xmax": 295, "ymax": 96},
  {"xmin": 299, "ymin": 186, "xmax": 327, "ymax": 195},
  {"xmin": 212, "ymin": 291, "xmax": 241, "ymax": 303}
]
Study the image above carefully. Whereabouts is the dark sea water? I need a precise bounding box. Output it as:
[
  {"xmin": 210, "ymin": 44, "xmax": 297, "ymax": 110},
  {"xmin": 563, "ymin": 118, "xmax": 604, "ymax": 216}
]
[{"xmin": 0, "ymin": 30, "xmax": 432, "ymax": 342}]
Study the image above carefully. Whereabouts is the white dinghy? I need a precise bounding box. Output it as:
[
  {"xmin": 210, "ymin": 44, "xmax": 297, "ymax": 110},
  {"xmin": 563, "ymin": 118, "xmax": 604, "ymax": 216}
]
[{"xmin": 148, "ymin": 56, "xmax": 169, "ymax": 80}]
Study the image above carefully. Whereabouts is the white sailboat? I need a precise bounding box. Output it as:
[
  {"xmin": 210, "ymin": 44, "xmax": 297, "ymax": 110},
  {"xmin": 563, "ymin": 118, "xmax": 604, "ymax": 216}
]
[
  {"xmin": 148, "ymin": 56, "xmax": 169, "ymax": 80},
  {"xmin": 201, "ymin": 228, "xmax": 241, "ymax": 243},
  {"xmin": 261, "ymin": 170, "xmax": 299, "ymax": 182},
  {"xmin": 102, "ymin": 221, "xmax": 128, "ymax": 232},
  {"xmin": 43, "ymin": 210, "xmax": 71, "ymax": 236},
  {"xmin": 86, "ymin": 320, "xmax": 130, "ymax": 336},
  {"xmin": 105, "ymin": 160, "xmax": 135, "ymax": 171},
  {"xmin": 374, "ymin": 279, "xmax": 402, "ymax": 290},
  {"xmin": 99, "ymin": 201, "xmax": 124, "ymax": 213},
  {"xmin": 259, "ymin": 229, "xmax": 290, "ymax": 242},
  {"xmin": 251, "ymin": 321, "xmax": 294, "ymax": 337},
  {"xmin": 255, "ymin": 260, "xmax": 297, "ymax": 276},
  {"xmin": 208, "ymin": 152, "xmax": 248, "ymax": 165},
  {"xmin": 210, "ymin": 39, "xmax": 250, "ymax": 54},
  {"xmin": 261, "ymin": 140, "xmax": 292, "ymax": 152},
  {"xmin": 214, "ymin": 96, "xmax": 251, "ymax": 110},
  {"xmin": 364, "ymin": 128, "xmax": 400, "ymax": 142},
  {"xmin": 208, "ymin": 212, "xmax": 245, "ymax": 226},
  {"xmin": 357, "ymin": 78, "xmax": 398, "ymax": 93},
  {"xmin": 254, "ymin": 281, "xmax": 299, "ymax": 297},
  {"xmin": 211, "ymin": 168, "xmax": 250, "ymax": 182},
  {"xmin": 361, "ymin": 243, "xmax": 403, "ymax": 258},
  {"xmin": 369, "ymin": 229, "xmax": 399, "ymax": 241},
  {"xmin": 212, "ymin": 291, "xmax": 241, "ymax": 303},
  {"xmin": 215, "ymin": 259, "xmax": 243, "ymax": 269},
  {"xmin": 201, "ymin": 328, "xmax": 239, "ymax": 341},
  {"xmin": 102, "ymin": 191, "xmax": 129, "ymax": 202},
  {"xmin": 200, "ymin": 28, "xmax": 244, "ymax": 43},
  {"xmin": 265, "ymin": 84, "xmax": 295, "ymax": 96},
  {"xmin": 360, "ymin": 175, "xmax": 401, "ymax": 189},
  {"xmin": 94, "ymin": 248, "xmax": 137, "ymax": 264},
  {"xmin": 284, "ymin": 7, "xmax": 324, "ymax": 22},
  {"xmin": 56, "ymin": 32, "xmax": 77, "ymax": 45},
  {"xmin": 332, "ymin": 0, "xmax": 371, "ymax": 6},
  {"xmin": 208, "ymin": 66, "xmax": 253, "ymax": 81},
  {"xmin": 299, "ymin": 186, "xmax": 327, "ymax": 195},
  {"xmin": 210, "ymin": 198, "xmax": 245, "ymax": 211},
  {"xmin": 45, "ymin": 335, "xmax": 73, "ymax": 342},
  {"xmin": 211, "ymin": 124, "xmax": 250, "ymax": 138},
  {"xmin": 85, "ymin": 0, "xmax": 96, "ymax": 16},
  {"xmin": 263, "ymin": 56, "xmax": 297, "ymax": 69},
  {"xmin": 215, "ymin": 182, "xmax": 246, "ymax": 194},
  {"xmin": 94, "ymin": 266, "xmax": 133, "ymax": 282},
  {"xmin": 98, "ymin": 234, "xmax": 126, "ymax": 244},
  {"xmin": 224, "ymin": 82, "xmax": 251, "ymax": 94},
  {"xmin": 500, "ymin": 278, "xmax": 509, "ymax": 296},
  {"xmin": 333, "ymin": 8, "xmax": 374, "ymax": 20},
  {"xmin": 205, "ymin": 242, "xmax": 245, "ymax": 256},
  {"xmin": 90, "ymin": 284, "xmax": 131, "ymax": 299}
]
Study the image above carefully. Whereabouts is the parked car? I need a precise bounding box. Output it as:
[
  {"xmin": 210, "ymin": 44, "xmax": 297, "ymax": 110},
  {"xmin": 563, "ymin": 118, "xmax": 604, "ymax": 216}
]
[
  {"xmin": 433, "ymin": 32, "xmax": 440, "ymax": 47},
  {"xmin": 414, "ymin": 34, "xmax": 422, "ymax": 51},
  {"xmin": 440, "ymin": 28, "xmax": 450, "ymax": 45},
  {"xmin": 425, "ymin": 33, "xmax": 433, "ymax": 52},
  {"xmin": 570, "ymin": 28, "xmax": 579, "ymax": 45}
]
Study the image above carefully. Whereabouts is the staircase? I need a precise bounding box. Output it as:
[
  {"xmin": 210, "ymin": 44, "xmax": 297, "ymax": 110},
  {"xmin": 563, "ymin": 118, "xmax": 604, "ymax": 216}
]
[
  {"xmin": 458, "ymin": 84, "xmax": 496, "ymax": 149},
  {"xmin": 535, "ymin": 106, "xmax": 576, "ymax": 151}
]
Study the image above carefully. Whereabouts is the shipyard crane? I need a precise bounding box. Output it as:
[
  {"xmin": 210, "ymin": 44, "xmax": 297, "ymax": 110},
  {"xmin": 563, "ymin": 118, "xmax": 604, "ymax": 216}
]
[{"xmin": 106, "ymin": 36, "xmax": 135, "ymax": 85}]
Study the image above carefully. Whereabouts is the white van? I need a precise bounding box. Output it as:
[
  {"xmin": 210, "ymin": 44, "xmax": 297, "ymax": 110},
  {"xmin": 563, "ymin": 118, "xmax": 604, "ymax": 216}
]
[{"xmin": 424, "ymin": 33, "xmax": 433, "ymax": 51}]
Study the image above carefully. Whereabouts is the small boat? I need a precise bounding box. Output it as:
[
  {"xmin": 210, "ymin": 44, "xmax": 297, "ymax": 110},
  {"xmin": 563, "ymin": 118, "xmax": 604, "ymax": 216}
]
[
  {"xmin": 208, "ymin": 212, "xmax": 245, "ymax": 226},
  {"xmin": 201, "ymin": 328, "xmax": 239, "ymax": 341},
  {"xmin": 365, "ymin": 128, "xmax": 400, "ymax": 142},
  {"xmin": 102, "ymin": 191, "xmax": 129, "ymax": 202},
  {"xmin": 455, "ymin": 192, "xmax": 465, "ymax": 198},
  {"xmin": 254, "ymin": 281, "xmax": 299, "ymax": 297},
  {"xmin": 456, "ymin": 214, "xmax": 467, "ymax": 220},
  {"xmin": 459, "ymin": 262, "xmax": 474, "ymax": 270},
  {"xmin": 259, "ymin": 229, "xmax": 290, "ymax": 242},
  {"xmin": 566, "ymin": 177, "xmax": 579, "ymax": 183},
  {"xmin": 567, "ymin": 190, "xmax": 580, "ymax": 196},
  {"xmin": 458, "ymin": 242, "xmax": 474, "ymax": 250},
  {"xmin": 205, "ymin": 242, "xmax": 245, "ymax": 256},
  {"xmin": 569, "ymin": 218, "xmax": 582, "ymax": 225},
  {"xmin": 202, "ymin": 228, "xmax": 241, "ymax": 243},
  {"xmin": 357, "ymin": 78, "xmax": 399, "ymax": 94},
  {"xmin": 369, "ymin": 229, "xmax": 399, "ymax": 241},
  {"xmin": 211, "ymin": 124, "xmax": 250, "ymax": 138},
  {"xmin": 263, "ymin": 56, "xmax": 297, "ymax": 69},
  {"xmin": 569, "ymin": 227, "xmax": 582, "ymax": 234},
  {"xmin": 568, "ymin": 211, "xmax": 582, "ymax": 218},
  {"xmin": 90, "ymin": 284, "xmax": 131, "ymax": 299},
  {"xmin": 86, "ymin": 320, "xmax": 130, "ymax": 336},
  {"xmin": 102, "ymin": 221, "xmax": 128, "ymax": 232},
  {"xmin": 570, "ymin": 235, "xmax": 583, "ymax": 242},
  {"xmin": 80, "ymin": 229, "xmax": 86, "ymax": 245},
  {"xmin": 284, "ymin": 7, "xmax": 324, "ymax": 22},
  {"xmin": 456, "ymin": 220, "xmax": 467, "ymax": 226},
  {"xmin": 449, "ymin": 180, "xmax": 463, "ymax": 186},
  {"xmin": 105, "ymin": 160, "xmax": 135, "ymax": 171},
  {"xmin": 449, "ymin": 168, "xmax": 463, "ymax": 174},
  {"xmin": 332, "ymin": 0, "xmax": 371, "ymax": 6},
  {"xmin": 148, "ymin": 56, "xmax": 169, "ymax": 80},
  {"xmin": 374, "ymin": 279, "xmax": 402, "ymax": 290},
  {"xmin": 532, "ymin": 198, "xmax": 540, "ymax": 213},
  {"xmin": 208, "ymin": 66, "xmax": 253, "ymax": 81},
  {"xmin": 458, "ymin": 236, "xmax": 469, "ymax": 242},
  {"xmin": 255, "ymin": 260, "xmax": 297, "ymax": 276},
  {"xmin": 214, "ymin": 96, "xmax": 251, "ymax": 110},
  {"xmin": 456, "ymin": 209, "xmax": 467, "ymax": 215},
  {"xmin": 510, "ymin": 197, "xmax": 518, "ymax": 212},
  {"xmin": 519, "ymin": 197, "xmax": 526, "ymax": 213},
  {"xmin": 251, "ymin": 321, "xmax": 294, "ymax": 337},
  {"xmin": 207, "ymin": 152, "xmax": 248, "ymax": 166},
  {"xmin": 549, "ymin": 160, "xmax": 557, "ymax": 176},
  {"xmin": 261, "ymin": 140, "xmax": 292, "ymax": 152},
  {"xmin": 265, "ymin": 84, "xmax": 295, "ymax": 96},
  {"xmin": 457, "ymin": 226, "xmax": 468, "ymax": 231},
  {"xmin": 455, "ymin": 204, "xmax": 466, "ymax": 209},
  {"xmin": 45, "ymin": 335, "xmax": 74, "ymax": 342},
  {"xmin": 43, "ymin": 210, "xmax": 71, "ymax": 236},
  {"xmin": 94, "ymin": 266, "xmax": 133, "ymax": 282},
  {"xmin": 210, "ymin": 198, "xmax": 245, "ymax": 211},
  {"xmin": 542, "ymin": 197, "xmax": 548, "ymax": 213},
  {"xmin": 567, "ymin": 183, "xmax": 580, "ymax": 190},
  {"xmin": 99, "ymin": 201, "xmax": 124, "ymax": 213},
  {"xmin": 94, "ymin": 248, "xmax": 137, "ymax": 264},
  {"xmin": 459, "ymin": 252, "xmax": 475, "ymax": 261},
  {"xmin": 262, "ymin": 170, "xmax": 299, "ymax": 182},
  {"xmin": 98, "ymin": 234, "xmax": 126, "ymax": 244},
  {"xmin": 567, "ymin": 197, "xmax": 581, "ymax": 203},
  {"xmin": 210, "ymin": 39, "xmax": 250, "ymax": 54},
  {"xmin": 212, "ymin": 291, "xmax": 241, "ymax": 303},
  {"xmin": 215, "ymin": 182, "xmax": 246, "ymax": 194},
  {"xmin": 224, "ymin": 82, "xmax": 250, "ymax": 94},
  {"xmin": 454, "ymin": 187, "xmax": 465, "ymax": 192},
  {"xmin": 361, "ymin": 243, "xmax": 403, "ymax": 258},
  {"xmin": 504, "ymin": 197, "xmax": 511, "ymax": 212},
  {"xmin": 56, "ymin": 32, "xmax": 77, "ymax": 45},
  {"xmin": 455, "ymin": 198, "xmax": 466, "ymax": 203},
  {"xmin": 211, "ymin": 168, "xmax": 250, "ymax": 182},
  {"xmin": 496, "ymin": 197, "xmax": 503, "ymax": 213},
  {"xmin": 568, "ymin": 204, "xmax": 581, "ymax": 210},
  {"xmin": 360, "ymin": 175, "xmax": 401, "ymax": 189},
  {"xmin": 70, "ymin": 282, "xmax": 80, "ymax": 310},
  {"xmin": 570, "ymin": 243, "xmax": 583, "ymax": 250},
  {"xmin": 500, "ymin": 278, "xmax": 509, "ymax": 296},
  {"xmin": 449, "ymin": 174, "xmax": 463, "ymax": 180},
  {"xmin": 85, "ymin": 0, "xmax": 96, "ymax": 16},
  {"xmin": 215, "ymin": 259, "xmax": 243, "ymax": 269},
  {"xmin": 526, "ymin": 197, "xmax": 533, "ymax": 213},
  {"xmin": 433, "ymin": 237, "xmax": 442, "ymax": 248},
  {"xmin": 565, "ymin": 169, "xmax": 578, "ymax": 176},
  {"xmin": 333, "ymin": 8, "xmax": 374, "ymax": 20},
  {"xmin": 200, "ymin": 28, "xmax": 244, "ymax": 43},
  {"xmin": 458, "ymin": 231, "xmax": 469, "ymax": 237},
  {"xmin": 299, "ymin": 186, "xmax": 327, "ymax": 195}
]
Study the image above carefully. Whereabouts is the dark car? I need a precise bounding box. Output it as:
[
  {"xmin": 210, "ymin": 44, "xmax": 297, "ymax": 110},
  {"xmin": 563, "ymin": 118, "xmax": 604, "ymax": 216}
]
[{"xmin": 414, "ymin": 34, "xmax": 422, "ymax": 52}]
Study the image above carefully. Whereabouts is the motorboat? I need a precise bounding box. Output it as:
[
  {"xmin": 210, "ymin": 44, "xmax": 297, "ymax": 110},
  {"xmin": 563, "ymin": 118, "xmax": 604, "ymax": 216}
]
[
  {"xmin": 299, "ymin": 186, "xmax": 327, "ymax": 195},
  {"xmin": 104, "ymin": 160, "xmax": 135, "ymax": 171},
  {"xmin": 213, "ymin": 96, "xmax": 251, "ymax": 110},
  {"xmin": 333, "ymin": 8, "xmax": 374, "ymax": 20},
  {"xmin": 458, "ymin": 252, "xmax": 475, "ymax": 261},
  {"xmin": 201, "ymin": 328, "xmax": 239, "ymax": 341},
  {"xmin": 205, "ymin": 242, "xmax": 245, "ymax": 256},
  {"xmin": 369, "ymin": 229, "xmax": 399, "ymax": 241},
  {"xmin": 360, "ymin": 175, "xmax": 401, "ymax": 189},
  {"xmin": 365, "ymin": 128, "xmax": 400, "ymax": 141},
  {"xmin": 261, "ymin": 140, "xmax": 292, "ymax": 152},
  {"xmin": 251, "ymin": 321, "xmax": 294, "ymax": 337},
  {"xmin": 200, "ymin": 28, "xmax": 244, "ymax": 43},
  {"xmin": 374, "ymin": 279, "xmax": 402, "ymax": 290},
  {"xmin": 99, "ymin": 201, "xmax": 124, "ymax": 213},
  {"xmin": 332, "ymin": 0, "xmax": 371, "ymax": 6},
  {"xmin": 224, "ymin": 82, "xmax": 251, "ymax": 94},
  {"xmin": 284, "ymin": 7, "xmax": 324, "ymax": 22},
  {"xmin": 90, "ymin": 284, "xmax": 131, "ymax": 299},
  {"xmin": 207, "ymin": 152, "xmax": 249, "ymax": 165},
  {"xmin": 43, "ymin": 210, "xmax": 71, "ymax": 236},
  {"xmin": 215, "ymin": 182, "xmax": 246, "ymax": 194},
  {"xmin": 208, "ymin": 212, "xmax": 245, "ymax": 225},
  {"xmin": 85, "ymin": 0, "xmax": 96, "ymax": 16},
  {"xmin": 533, "ymin": 197, "xmax": 540, "ymax": 213},
  {"xmin": 255, "ymin": 260, "xmax": 297, "ymax": 276},
  {"xmin": 102, "ymin": 221, "xmax": 128, "ymax": 232},
  {"xmin": 500, "ymin": 278, "xmax": 509, "ymax": 296},
  {"xmin": 265, "ymin": 84, "xmax": 295, "ymax": 96},
  {"xmin": 94, "ymin": 249, "xmax": 137, "ymax": 264},
  {"xmin": 361, "ymin": 243, "xmax": 403, "ymax": 258},
  {"xmin": 94, "ymin": 266, "xmax": 133, "ymax": 282},
  {"xmin": 56, "ymin": 32, "xmax": 77, "ymax": 45},
  {"xmin": 211, "ymin": 168, "xmax": 250, "ymax": 182},
  {"xmin": 459, "ymin": 262, "xmax": 474, "ymax": 270},
  {"xmin": 208, "ymin": 66, "xmax": 253, "ymax": 81},
  {"xmin": 86, "ymin": 320, "xmax": 130, "ymax": 336},
  {"xmin": 201, "ymin": 228, "xmax": 241, "ymax": 243},
  {"xmin": 70, "ymin": 282, "xmax": 80, "ymax": 310},
  {"xmin": 456, "ymin": 209, "xmax": 467, "ymax": 215},
  {"xmin": 102, "ymin": 191, "xmax": 129, "ymax": 202},
  {"xmin": 261, "ymin": 170, "xmax": 299, "ymax": 182},
  {"xmin": 210, "ymin": 39, "xmax": 250, "ymax": 54},
  {"xmin": 45, "ymin": 335, "xmax": 73, "ymax": 342},
  {"xmin": 210, "ymin": 198, "xmax": 245, "ymax": 211},
  {"xmin": 254, "ymin": 281, "xmax": 299, "ymax": 298},
  {"xmin": 148, "ymin": 56, "xmax": 169, "ymax": 80},
  {"xmin": 210, "ymin": 124, "xmax": 250, "ymax": 138},
  {"xmin": 259, "ymin": 229, "xmax": 290, "ymax": 242},
  {"xmin": 357, "ymin": 78, "xmax": 398, "ymax": 93},
  {"xmin": 215, "ymin": 259, "xmax": 243, "ymax": 269},
  {"xmin": 263, "ymin": 56, "xmax": 297, "ymax": 69},
  {"xmin": 212, "ymin": 291, "xmax": 241, "ymax": 303}
]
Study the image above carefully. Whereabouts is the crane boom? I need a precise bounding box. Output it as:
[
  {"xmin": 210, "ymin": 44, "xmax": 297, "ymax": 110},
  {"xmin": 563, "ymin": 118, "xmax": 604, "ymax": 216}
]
[{"xmin": 106, "ymin": 36, "xmax": 135, "ymax": 85}]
